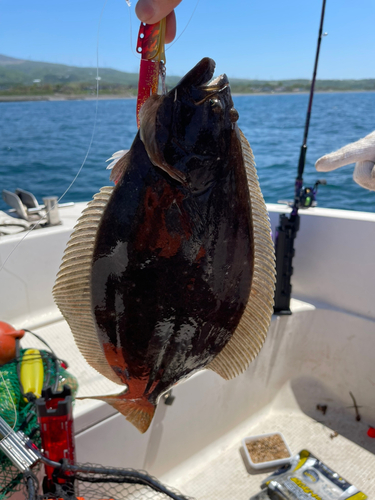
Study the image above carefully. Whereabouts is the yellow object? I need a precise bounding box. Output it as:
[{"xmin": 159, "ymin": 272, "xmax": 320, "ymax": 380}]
[
  {"xmin": 346, "ymin": 494, "xmax": 367, "ymax": 500},
  {"xmin": 20, "ymin": 349, "xmax": 44, "ymax": 401}
]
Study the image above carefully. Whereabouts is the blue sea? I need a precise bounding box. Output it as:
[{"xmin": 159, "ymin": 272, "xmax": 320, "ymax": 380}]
[{"xmin": 1, "ymin": 92, "xmax": 375, "ymax": 213}]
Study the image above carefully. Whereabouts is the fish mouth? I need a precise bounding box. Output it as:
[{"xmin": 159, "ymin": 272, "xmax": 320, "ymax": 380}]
[
  {"xmin": 205, "ymin": 73, "xmax": 229, "ymax": 91},
  {"xmin": 178, "ymin": 58, "xmax": 229, "ymax": 95},
  {"xmin": 194, "ymin": 58, "xmax": 229, "ymax": 91},
  {"xmin": 193, "ymin": 74, "xmax": 230, "ymax": 105}
]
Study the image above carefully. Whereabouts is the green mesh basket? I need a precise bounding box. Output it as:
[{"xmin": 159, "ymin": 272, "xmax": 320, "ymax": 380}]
[{"xmin": 0, "ymin": 349, "xmax": 78, "ymax": 499}]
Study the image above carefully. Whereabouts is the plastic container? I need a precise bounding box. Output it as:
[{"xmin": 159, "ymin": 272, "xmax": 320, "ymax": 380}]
[{"xmin": 242, "ymin": 432, "xmax": 292, "ymax": 470}]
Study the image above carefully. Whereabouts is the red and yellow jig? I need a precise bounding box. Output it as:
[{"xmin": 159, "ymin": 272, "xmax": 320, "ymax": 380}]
[{"xmin": 136, "ymin": 18, "xmax": 166, "ymax": 128}]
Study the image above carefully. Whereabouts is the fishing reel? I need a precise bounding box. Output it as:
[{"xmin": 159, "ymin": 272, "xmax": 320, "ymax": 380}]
[
  {"xmin": 279, "ymin": 179, "xmax": 327, "ymax": 209},
  {"xmin": 297, "ymin": 179, "xmax": 327, "ymax": 209}
]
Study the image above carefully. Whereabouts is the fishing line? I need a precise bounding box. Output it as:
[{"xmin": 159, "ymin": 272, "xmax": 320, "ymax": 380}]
[
  {"xmin": 125, "ymin": 1, "xmax": 140, "ymax": 59},
  {"xmin": 0, "ymin": 0, "xmax": 109, "ymax": 276},
  {"xmin": 0, "ymin": 1, "xmax": 107, "ymax": 430},
  {"xmin": 166, "ymin": 0, "xmax": 201, "ymax": 51},
  {"xmin": 55, "ymin": 0, "xmax": 109, "ymax": 202}
]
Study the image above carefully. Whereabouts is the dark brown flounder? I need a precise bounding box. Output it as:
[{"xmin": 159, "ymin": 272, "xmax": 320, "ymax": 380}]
[{"xmin": 53, "ymin": 58, "xmax": 275, "ymax": 433}]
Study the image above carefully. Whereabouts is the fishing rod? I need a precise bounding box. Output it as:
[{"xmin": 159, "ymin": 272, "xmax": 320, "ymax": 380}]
[{"xmin": 273, "ymin": 0, "xmax": 327, "ymax": 314}]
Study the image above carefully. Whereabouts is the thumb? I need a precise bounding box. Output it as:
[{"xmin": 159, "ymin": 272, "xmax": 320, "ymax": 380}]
[{"xmin": 353, "ymin": 160, "xmax": 375, "ymax": 191}]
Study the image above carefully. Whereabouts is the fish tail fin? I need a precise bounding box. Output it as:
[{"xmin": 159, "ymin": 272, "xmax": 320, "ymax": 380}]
[{"xmin": 88, "ymin": 393, "xmax": 156, "ymax": 434}]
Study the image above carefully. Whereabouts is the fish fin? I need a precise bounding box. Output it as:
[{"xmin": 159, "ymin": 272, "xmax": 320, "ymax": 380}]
[
  {"xmin": 139, "ymin": 95, "xmax": 187, "ymax": 185},
  {"xmin": 82, "ymin": 393, "xmax": 156, "ymax": 434},
  {"xmin": 106, "ymin": 149, "xmax": 128, "ymax": 169},
  {"xmin": 53, "ymin": 186, "xmax": 123, "ymax": 386},
  {"xmin": 207, "ymin": 129, "xmax": 276, "ymax": 380},
  {"xmin": 109, "ymin": 150, "xmax": 131, "ymax": 184}
]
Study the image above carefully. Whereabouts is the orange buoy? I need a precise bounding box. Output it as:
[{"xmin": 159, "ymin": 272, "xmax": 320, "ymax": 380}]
[{"xmin": 0, "ymin": 321, "xmax": 25, "ymax": 365}]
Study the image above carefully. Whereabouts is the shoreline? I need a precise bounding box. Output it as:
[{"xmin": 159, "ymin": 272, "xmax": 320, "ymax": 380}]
[
  {"xmin": 1, "ymin": 90, "xmax": 374, "ymax": 103},
  {"xmin": 232, "ymin": 89, "xmax": 375, "ymax": 97}
]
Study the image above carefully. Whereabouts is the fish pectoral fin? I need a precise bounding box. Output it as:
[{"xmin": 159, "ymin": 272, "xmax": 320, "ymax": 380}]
[
  {"xmin": 156, "ymin": 160, "xmax": 187, "ymax": 185},
  {"xmin": 78, "ymin": 393, "xmax": 156, "ymax": 434},
  {"xmin": 139, "ymin": 96, "xmax": 187, "ymax": 185},
  {"xmin": 144, "ymin": 137, "xmax": 187, "ymax": 185},
  {"xmin": 109, "ymin": 150, "xmax": 132, "ymax": 184}
]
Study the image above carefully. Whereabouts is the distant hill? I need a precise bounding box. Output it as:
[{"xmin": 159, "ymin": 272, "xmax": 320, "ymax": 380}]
[
  {"xmin": 0, "ymin": 54, "xmax": 374, "ymax": 99},
  {"xmin": 0, "ymin": 54, "xmax": 146, "ymax": 85},
  {"xmin": 0, "ymin": 54, "xmax": 26, "ymax": 65},
  {"xmin": 0, "ymin": 54, "xmax": 181, "ymax": 98}
]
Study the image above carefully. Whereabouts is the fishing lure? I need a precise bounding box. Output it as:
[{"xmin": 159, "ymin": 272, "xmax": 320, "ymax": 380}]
[{"xmin": 136, "ymin": 19, "xmax": 166, "ymax": 127}]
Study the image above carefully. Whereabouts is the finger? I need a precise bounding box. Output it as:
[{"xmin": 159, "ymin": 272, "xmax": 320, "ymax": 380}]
[
  {"xmin": 135, "ymin": 0, "xmax": 182, "ymax": 25},
  {"xmin": 165, "ymin": 10, "xmax": 176, "ymax": 44},
  {"xmin": 353, "ymin": 160, "xmax": 375, "ymax": 191},
  {"xmin": 315, "ymin": 130, "xmax": 375, "ymax": 172}
]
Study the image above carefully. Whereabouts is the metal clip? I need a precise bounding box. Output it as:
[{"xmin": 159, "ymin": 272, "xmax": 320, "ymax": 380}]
[{"xmin": 160, "ymin": 61, "xmax": 167, "ymax": 95}]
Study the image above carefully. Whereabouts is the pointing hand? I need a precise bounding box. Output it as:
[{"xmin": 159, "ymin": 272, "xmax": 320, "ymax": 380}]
[{"xmin": 315, "ymin": 131, "xmax": 375, "ymax": 191}]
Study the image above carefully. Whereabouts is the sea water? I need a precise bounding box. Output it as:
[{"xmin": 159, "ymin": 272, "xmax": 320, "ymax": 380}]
[{"xmin": 0, "ymin": 92, "xmax": 374, "ymax": 213}]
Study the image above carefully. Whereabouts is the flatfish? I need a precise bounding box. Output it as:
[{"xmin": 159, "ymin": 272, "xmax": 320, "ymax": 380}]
[{"xmin": 53, "ymin": 58, "xmax": 275, "ymax": 433}]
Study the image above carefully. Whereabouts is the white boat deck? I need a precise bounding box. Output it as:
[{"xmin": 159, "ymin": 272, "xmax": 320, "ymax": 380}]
[{"xmin": 165, "ymin": 383, "xmax": 375, "ymax": 499}]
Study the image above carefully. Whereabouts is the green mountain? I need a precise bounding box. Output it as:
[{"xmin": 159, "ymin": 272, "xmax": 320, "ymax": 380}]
[
  {"xmin": 0, "ymin": 54, "xmax": 180, "ymax": 97},
  {"xmin": 0, "ymin": 54, "xmax": 374, "ymax": 98},
  {"xmin": 0, "ymin": 58, "xmax": 138, "ymax": 86}
]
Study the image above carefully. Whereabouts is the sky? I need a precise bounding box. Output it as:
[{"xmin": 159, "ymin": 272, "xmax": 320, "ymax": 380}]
[{"xmin": 1, "ymin": 0, "xmax": 375, "ymax": 80}]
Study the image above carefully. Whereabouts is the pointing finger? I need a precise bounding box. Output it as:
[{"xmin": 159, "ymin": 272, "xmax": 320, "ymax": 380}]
[{"xmin": 315, "ymin": 131, "xmax": 375, "ymax": 172}]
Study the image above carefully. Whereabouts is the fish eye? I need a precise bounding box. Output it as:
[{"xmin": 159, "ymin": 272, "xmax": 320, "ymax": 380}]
[{"xmin": 209, "ymin": 98, "xmax": 223, "ymax": 113}]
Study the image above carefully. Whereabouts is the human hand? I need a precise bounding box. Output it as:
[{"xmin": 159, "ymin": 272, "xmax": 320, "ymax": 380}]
[
  {"xmin": 135, "ymin": 0, "xmax": 183, "ymax": 43},
  {"xmin": 315, "ymin": 131, "xmax": 375, "ymax": 191}
]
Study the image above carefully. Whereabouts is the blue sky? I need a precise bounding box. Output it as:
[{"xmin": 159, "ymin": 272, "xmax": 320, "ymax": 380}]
[{"xmin": 1, "ymin": 0, "xmax": 374, "ymax": 80}]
